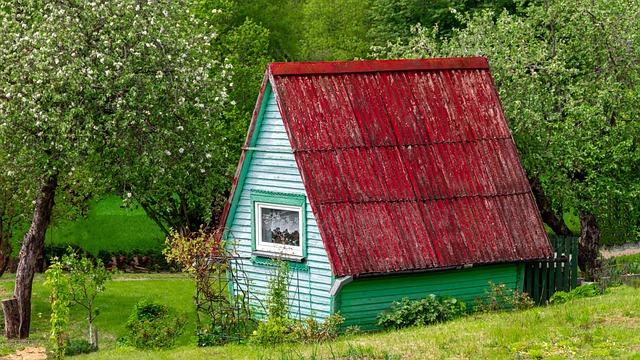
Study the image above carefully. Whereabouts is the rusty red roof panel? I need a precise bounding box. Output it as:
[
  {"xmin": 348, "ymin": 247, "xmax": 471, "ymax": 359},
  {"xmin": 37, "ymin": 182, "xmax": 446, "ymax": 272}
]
[{"xmin": 267, "ymin": 58, "xmax": 552, "ymax": 277}]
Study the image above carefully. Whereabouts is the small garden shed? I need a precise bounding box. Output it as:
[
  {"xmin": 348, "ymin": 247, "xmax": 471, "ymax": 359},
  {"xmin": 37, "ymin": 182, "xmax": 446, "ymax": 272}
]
[{"xmin": 220, "ymin": 57, "xmax": 553, "ymax": 329}]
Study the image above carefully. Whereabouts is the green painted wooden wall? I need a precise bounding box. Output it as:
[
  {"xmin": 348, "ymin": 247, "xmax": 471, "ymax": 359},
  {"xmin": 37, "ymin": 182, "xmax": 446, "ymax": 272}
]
[
  {"xmin": 226, "ymin": 84, "xmax": 334, "ymax": 321},
  {"xmin": 336, "ymin": 263, "xmax": 523, "ymax": 330}
]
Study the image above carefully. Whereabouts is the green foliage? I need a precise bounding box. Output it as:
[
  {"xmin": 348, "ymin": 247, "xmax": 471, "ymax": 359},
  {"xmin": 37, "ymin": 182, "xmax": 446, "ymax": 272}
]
[
  {"xmin": 0, "ymin": 146, "xmax": 26, "ymax": 277},
  {"xmin": 299, "ymin": 0, "xmax": 373, "ymax": 61},
  {"xmin": 123, "ymin": 299, "xmax": 187, "ymax": 349},
  {"xmin": 0, "ymin": 0, "xmax": 235, "ymax": 239},
  {"xmin": 62, "ymin": 247, "xmax": 115, "ymax": 347},
  {"xmin": 549, "ymin": 283, "xmax": 602, "ymax": 305},
  {"xmin": 45, "ymin": 259, "xmax": 72, "ymax": 360},
  {"xmin": 251, "ymin": 316, "xmax": 290, "ymax": 346},
  {"xmin": 164, "ymin": 227, "xmax": 253, "ymax": 346},
  {"xmin": 595, "ymin": 254, "xmax": 640, "ymax": 290},
  {"xmin": 603, "ymin": 253, "xmax": 640, "ymax": 275},
  {"xmin": 265, "ymin": 261, "xmax": 290, "ymax": 321},
  {"xmin": 288, "ymin": 312, "xmax": 345, "ymax": 343},
  {"xmin": 250, "ymin": 261, "xmax": 345, "ymax": 345},
  {"xmin": 163, "ymin": 227, "xmax": 226, "ymax": 275},
  {"xmin": 64, "ymin": 339, "xmax": 98, "ymax": 356},
  {"xmin": 368, "ymin": 0, "xmax": 524, "ymax": 45},
  {"xmin": 343, "ymin": 325, "xmax": 363, "ymax": 336},
  {"xmin": 474, "ymin": 282, "xmax": 534, "ymax": 312},
  {"xmin": 197, "ymin": 0, "xmax": 302, "ymax": 61},
  {"xmin": 252, "ymin": 260, "xmax": 291, "ymax": 345},
  {"xmin": 376, "ymin": 294, "xmax": 466, "ymax": 329}
]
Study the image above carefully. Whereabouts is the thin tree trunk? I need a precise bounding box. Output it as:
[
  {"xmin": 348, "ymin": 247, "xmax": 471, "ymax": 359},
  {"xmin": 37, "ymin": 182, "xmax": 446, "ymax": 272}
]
[
  {"xmin": 578, "ymin": 211, "xmax": 602, "ymax": 281},
  {"xmin": 9, "ymin": 174, "xmax": 58, "ymax": 339},
  {"xmin": 89, "ymin": 317, "xmax": 94, "ymax": 346},
  {"xmin": 528, "ymin": 177, "xmax": 574, "ymax": 236}
]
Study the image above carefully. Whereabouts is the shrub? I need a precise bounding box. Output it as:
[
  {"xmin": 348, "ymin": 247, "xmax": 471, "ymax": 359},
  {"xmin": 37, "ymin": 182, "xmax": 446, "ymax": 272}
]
[
  {"xmin": 64, "ymin": 339, "xmax": 97, "ymax": 356},
  {"xmin": 474, "ymin": 282, "xmax": 534, "ymax": 312},
  {"xmin": 376, "ymin": 294, "xmax": 466, "ymax": 329},
  {"xmin": 251, "ymin": 317, "xmax": 289, "ymax": 345},
  {"xmin": 288, "ymin": 312, "xmax": 345, "ymax": 343},
  {"xmin": 123, "ymin": 299, "xmax": 186, "ymax": 349},
  {"xmin": 549, "ymin": 283, "xmax": 602, "ymax": 305}
]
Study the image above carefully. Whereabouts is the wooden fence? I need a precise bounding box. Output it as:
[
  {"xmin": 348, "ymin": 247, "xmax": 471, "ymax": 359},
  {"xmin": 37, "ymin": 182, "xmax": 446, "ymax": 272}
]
[{"xmin": 523, "ymin": 236, "xmax": 579, "ymax": 305}]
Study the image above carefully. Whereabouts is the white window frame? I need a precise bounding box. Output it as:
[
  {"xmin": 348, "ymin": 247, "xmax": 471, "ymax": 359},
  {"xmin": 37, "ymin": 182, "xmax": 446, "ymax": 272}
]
[{"xmin": 255, "ymin": 202, "xmax": 303, "ymax": 257}]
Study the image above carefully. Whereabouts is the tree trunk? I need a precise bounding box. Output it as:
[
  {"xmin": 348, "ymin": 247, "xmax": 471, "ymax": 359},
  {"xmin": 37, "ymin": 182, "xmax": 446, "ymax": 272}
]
[
  {"xmin": 578, "ymin": 211, "xmax": 602, "ymax": 281},
  {"xmin": 8, "ymin": 174, "xmax": 58, "ymax": 339},
  {"xmin": 528, "ymin": 177, "xmax": 574, "ymax": 236},
  {"xmin": 2, "ymin": 298, "xmax": 20, "ymax": 338}
]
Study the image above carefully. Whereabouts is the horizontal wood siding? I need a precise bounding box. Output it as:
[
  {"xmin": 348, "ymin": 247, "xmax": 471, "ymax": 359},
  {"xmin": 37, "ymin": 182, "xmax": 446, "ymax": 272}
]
[
  {"xmin": 228, "ymin": 89, "xmax": 333, "ymax": 321},
  {"xmin": 338, "ymin": 263, "xmax": 520, "ymax": 330}
]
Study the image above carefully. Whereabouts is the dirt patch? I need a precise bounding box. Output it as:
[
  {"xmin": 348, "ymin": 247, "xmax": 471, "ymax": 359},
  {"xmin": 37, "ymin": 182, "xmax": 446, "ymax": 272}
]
[{"xmin": 0, "ymin": 347, "xmax": 47, "ymax": 360}]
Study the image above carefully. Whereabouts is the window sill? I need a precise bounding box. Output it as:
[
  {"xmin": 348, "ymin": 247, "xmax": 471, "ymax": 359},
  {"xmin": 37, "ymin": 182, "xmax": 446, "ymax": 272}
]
[{"xmin": 251, "ymin": 250, "xmax": 306, "ymax": 263}]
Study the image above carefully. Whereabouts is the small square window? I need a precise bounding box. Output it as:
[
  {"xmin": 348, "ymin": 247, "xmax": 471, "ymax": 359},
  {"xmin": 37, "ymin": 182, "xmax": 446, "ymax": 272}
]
[
  {"xmin": 251, "ymin": 191, "xmax": 306, "ymax": 259},
  {"xmin": 256, "ymin": 203, "xmax": 302, "ymax": 255}
]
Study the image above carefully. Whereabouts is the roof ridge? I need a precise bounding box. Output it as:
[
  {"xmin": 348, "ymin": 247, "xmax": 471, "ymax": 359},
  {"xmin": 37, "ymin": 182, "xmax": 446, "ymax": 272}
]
[{"xmin": 268, "ymin": 57, "xmax": 489, "ymax": 76}]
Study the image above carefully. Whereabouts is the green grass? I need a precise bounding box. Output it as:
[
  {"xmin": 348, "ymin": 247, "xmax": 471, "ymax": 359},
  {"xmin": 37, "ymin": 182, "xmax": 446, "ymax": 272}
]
[
  {"xmin": 77, "ymin": 285, "xmax": 640, "ymax": 359},
  {"xmin": 0, "ymin": 274, "xmax": 639, "ymax": 359},
  {"xmin": 46, "ymin": 195, "xmax": 166, "ymax": 256},
  {"xmin": 0, "ymin": 273, "xmax": 195, "ymax": 357}
]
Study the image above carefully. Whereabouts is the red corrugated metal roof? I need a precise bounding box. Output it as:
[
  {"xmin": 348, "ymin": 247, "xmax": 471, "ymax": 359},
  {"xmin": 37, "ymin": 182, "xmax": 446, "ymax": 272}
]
[{"xmin": 223, "ymin": 57, "xmax": 553, "ymax": 277}]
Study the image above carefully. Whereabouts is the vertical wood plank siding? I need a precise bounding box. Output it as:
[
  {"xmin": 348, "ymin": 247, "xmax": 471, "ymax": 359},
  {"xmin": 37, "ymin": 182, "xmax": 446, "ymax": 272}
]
[
  {"xmin": 228, "ymin": 89, "xmax": 333, "ymax": 321},
  {"xmin": 337, "ymin": 263, "xmax": 521, "ymax": 330}
]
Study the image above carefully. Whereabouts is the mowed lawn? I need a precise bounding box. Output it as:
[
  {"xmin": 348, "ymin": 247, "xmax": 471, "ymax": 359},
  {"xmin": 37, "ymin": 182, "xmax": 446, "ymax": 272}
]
[
  {"xmin": 0, "ymin": 273, "xmax": 196, "ymax": 357},
  {"xmin": 0, "ymin": 273, "xmax": 639, "ymax": 360},
  {"xmin": 46, "ymin": 195, "xmax": 166, "ymax": 256}
]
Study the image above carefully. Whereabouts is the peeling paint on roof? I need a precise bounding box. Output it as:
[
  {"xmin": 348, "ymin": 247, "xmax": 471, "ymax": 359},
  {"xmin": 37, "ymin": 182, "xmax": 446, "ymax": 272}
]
[{"xmin": 222, "ymin": 57, "xmax": 553, "ymax": 277}]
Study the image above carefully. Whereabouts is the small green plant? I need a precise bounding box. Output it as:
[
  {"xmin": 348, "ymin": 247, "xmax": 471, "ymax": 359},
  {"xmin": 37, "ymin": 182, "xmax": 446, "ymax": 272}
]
[
  {"xmin": 45, "ymin": 259, "xmax": 72, "ymax": 360},
  {"xmin": 123, "ymin": 299, "xmax": 187, "ymax": 349},
  {"xmin": 474, "ymin": 282, "xmax": 534, "ymax": 312},
  {"xmin": 376, "ymin": 294, "xmax": 466, "ymax": 329},
  {"xmin": 288, "ymin": 312, "xmax": 345, "ymax": 343},
  {"xmin": 344, "ymin": 325, "xmax": 362, "ymax": 336},
  {"xmin": 64, "ymin": 339, "xmax": 97, "ymax": 356},
  {"xmin": 252, "ymin": 260, "xmax": 291, "ymax": 345},
  {"xmin": 549, "ymin": 283, "xmax": 602, "ymax": 305},
  {"xmin": 510, "ymin": 289, "xmax": 536, "ymax": 311},
  {"xmin": 62, "ymin": 248, "xmax": 115, "ymax": 348}
]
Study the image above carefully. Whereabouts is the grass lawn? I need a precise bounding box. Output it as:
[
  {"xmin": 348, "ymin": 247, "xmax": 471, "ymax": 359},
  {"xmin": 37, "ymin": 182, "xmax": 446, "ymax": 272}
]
[
  {"xmin": 45, "ymin": 195, "xmax": 166, "ymax": 257},
  {"xmin": 0, "ymin": 273, "xmax": 195, "ymax": 357},
  {"xmin": 0, "ymin": 274, "xmax": 639, "ymax": 359}
]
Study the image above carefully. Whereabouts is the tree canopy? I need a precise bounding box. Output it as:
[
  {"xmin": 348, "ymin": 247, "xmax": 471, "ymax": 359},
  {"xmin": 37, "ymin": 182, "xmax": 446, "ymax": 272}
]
[{"xmin": 0, "ymin": 0, "xmax": 233, "ymax": 336}]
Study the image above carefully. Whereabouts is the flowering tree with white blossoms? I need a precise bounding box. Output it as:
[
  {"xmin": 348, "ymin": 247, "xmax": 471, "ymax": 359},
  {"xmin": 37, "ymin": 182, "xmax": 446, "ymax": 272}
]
[{"xmin": 0, "ymin": 0, "xmax": 232, "ymax": 338}]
